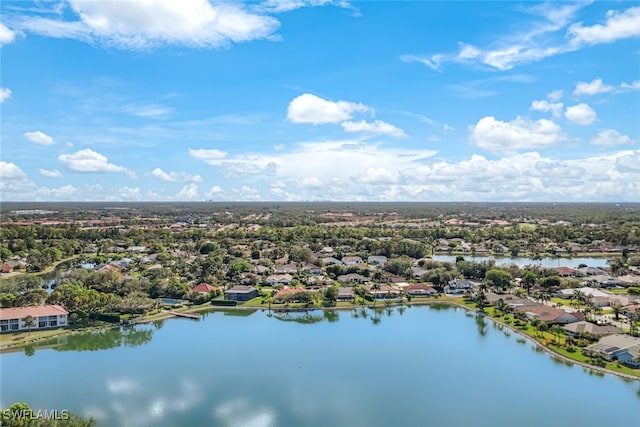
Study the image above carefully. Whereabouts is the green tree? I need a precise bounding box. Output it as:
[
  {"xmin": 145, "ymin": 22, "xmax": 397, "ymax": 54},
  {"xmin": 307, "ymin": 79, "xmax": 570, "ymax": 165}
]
[
  {"xmin": 521, "ymin": 270, "xmax": 537, "ymax": 295},
  {"xmin": 23, "ymin": 315, "xmax": 35, "ymax": 335},
  {"xmin": 485, "ymin": 269, "xmax": 512, "ymax": 291}
]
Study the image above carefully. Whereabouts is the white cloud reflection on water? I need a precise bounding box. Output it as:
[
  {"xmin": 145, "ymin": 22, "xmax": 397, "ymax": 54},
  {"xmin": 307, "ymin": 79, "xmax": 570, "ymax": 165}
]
[{"xmin": 213, "ymin": 397, "xmax": 276, "ymax": 427}]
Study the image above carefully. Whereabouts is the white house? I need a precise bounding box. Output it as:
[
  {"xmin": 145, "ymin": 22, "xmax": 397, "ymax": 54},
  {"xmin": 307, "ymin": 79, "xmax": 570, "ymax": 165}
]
[
  {"xmin": 0, "ymin": 305, "xmax": 69, "ymax": 332},
  {"xmin": 585, "ymin": 334, "xmax": 640, "ymax": 367}
]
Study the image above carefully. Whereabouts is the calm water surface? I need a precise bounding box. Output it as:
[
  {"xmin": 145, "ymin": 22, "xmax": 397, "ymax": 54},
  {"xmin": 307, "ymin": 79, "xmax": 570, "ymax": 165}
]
[
  {"xmin": 432, "ymin": 255, "xmax": 610, "ymax": 268},
  {"xmin": 1, "ymin": 306, "xmax": 638, "ymax": 427}
]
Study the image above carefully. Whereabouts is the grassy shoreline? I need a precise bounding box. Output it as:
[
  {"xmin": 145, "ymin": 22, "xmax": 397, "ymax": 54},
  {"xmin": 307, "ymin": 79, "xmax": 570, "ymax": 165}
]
[{"xmin": 2, "ymin": 297, "xmax": 638, "ymax": 381}]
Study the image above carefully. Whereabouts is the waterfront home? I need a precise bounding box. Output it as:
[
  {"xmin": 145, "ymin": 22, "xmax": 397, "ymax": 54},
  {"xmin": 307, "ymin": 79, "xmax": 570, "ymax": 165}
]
[
  {"xmin": 444, "ymin": 278, "xmax": 476, "ymax": 295},
  {"xmin": 190, "ymin": 283, "xmax": 218, "ymax": 295},
  {"xmin": 562, "ymin": 321, "xmax": 620, "ymax": 337},
  {"xmin": 273, "ymin": 288, "xmax": 314, "ymax": 303},
  {"xmin": 224, "ymin": 286, "xmax": 259, "ymax": 302},
  {"xmin": 266, "ymin": 274, "xmax": 293, "ymax": 286},
  {"xmin": 365, "ymin": 284, "xmax": 402, "ymax": 300},
  {"xmin": 337, "ymin": 287, "xmax": 355, "ymax": 302},
  {"xmin": 404, "ymin": 284, "xmax": 437, "ymax": 297},
  {"xmin": 0, "ymin": 305, "xmax": 68, "ymax": 332},
  {"xmin": 522, "ymin": 305, "xmax": 580, "ymax": 324},
  {"xmin": 585, "ymin": 334, "xmax": 640, "ymax": 367}
]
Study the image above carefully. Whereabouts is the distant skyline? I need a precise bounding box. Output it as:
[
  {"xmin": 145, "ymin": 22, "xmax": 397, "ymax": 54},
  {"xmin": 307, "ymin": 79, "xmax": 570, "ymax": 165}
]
[{"xmin": 1, "ymin": 0, "xmax": 639, "ymax": 202}]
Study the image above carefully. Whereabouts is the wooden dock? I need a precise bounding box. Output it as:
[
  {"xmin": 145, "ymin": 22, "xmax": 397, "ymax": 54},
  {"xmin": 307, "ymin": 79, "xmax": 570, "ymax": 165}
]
[{"xmin": 170, "ymin": 311, "xmax": 201, "ymax": 320}]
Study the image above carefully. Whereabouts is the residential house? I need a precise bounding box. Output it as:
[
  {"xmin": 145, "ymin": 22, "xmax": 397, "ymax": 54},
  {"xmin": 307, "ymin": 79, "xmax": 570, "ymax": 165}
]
[
  {"xmin": 253, "ymin": 265, "xmax": 270, "ymax": 275},
  {"xmin": 554, "ymin": 267, "xmax": 581, "ymax": 277},
  {"xmin": 558, "ymin": 287, "xmax": 611, "ymax": 307},
  {"xmin": 190, "ymin": 283, "xmax": 218, "ymax": 295},
  {"xmin": 562, "ymin": 321, "xmax": 620, "ymax": 337},
  {"xmin": 322, "ymin": 257, "xmax": 344, "ymax": 266},
  {"xmin": 337, "ymin": 273, "xmax": 369, "ymax": 284},
  {"xmin": 444, "ymin": 278, "xmax": 476, "ymax": 295},
  {"xmin": 342, "ymin": 256, "xmax": 363, "ymax": 266},
  {"xmin": 0, "ymin": 305, "xmax": 68, "ymax": 332},
  {"xmin": 523, "ymin": 305, "xmax": 580, "ymax": 324},
  {"xmin": 577, "ymin": 267, "xmax": 608, "ymax": 276},
  {"xmin": 275, "ymin": 263, "xmax": 298, "ymax": 274},
  {"xmin": 404, "ymin": 284, "xmax": 437, "ymax": 297},
  {"xmin": 224, "ymin": 286, "xmax": 259, "ymax": 301},
  {"xmin": 273, "ymin": 288, "xmax": 314, "ymax": 303},
  {"xmin": 266, "ymin": 274, "xmax": 293, "ymax": 286},
  {"xmin": 337, "ymin": 287, "xmax": 355, "ymax": 302},
  {"xmin": 585, "ymin": 275, "xmax": 627, "ymax": 288},
  {"xmin": 1, "ymin": 263, "xmax": 12, "ymax": 274},
  {"xmin": 367, "ymin": 256, "xmax": 387, "ymax": 266},
  {"xmin": 365, "ymin": 284, "xmax": 402, "ymax": 300},
  {"xmin": 301, "ymin": 263, "xmax": 323, "ymax": 275},
  {"xmin": 585, "ymin": 334, "xmax": 640, "ymax": 367}
]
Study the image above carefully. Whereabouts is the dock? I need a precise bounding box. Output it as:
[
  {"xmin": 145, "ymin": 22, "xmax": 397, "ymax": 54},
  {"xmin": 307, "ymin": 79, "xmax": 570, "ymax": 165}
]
[{"xmin": 169, "ymin": 311, "xmax": 201, "ymax": 320}]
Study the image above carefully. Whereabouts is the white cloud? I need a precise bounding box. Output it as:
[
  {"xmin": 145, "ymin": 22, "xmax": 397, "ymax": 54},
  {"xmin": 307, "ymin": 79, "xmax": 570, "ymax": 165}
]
[
  {"xmin": 25, "ymin": 130, "xmax": 56, "ymax": 145},
  {"xmin": 0, "ymin": 161, "xmax": 27, "ymax": 179},
  {"xmin": 39, "ymin": 168, "xmax": 63, "ymax": 178},
  {"xmin": 564, "ymin": 103, "xmax": 597, "ymax": 125},
  {"xmin": 403, "ymin": 5, "xmax": 640, "ymax": 71},
  {"xmin": 36, "ymin": 185, "xmax": 78, "ymax": 199},
  {"xmin": 547, "ymin": 90, "xmax": 563, "ymax": 101},
  {"xmin": 530, "ymin": 100, "xmax": 563, "ymax": 117},
  {"xmin": 0, "ymin": 162, "xmax": 35, "ymax": 200},
  {"xmin": 469, "ymin": 116, "xmax": 567, "ymax": 152},
  {"xmin": 341, "ymin": 120, "xmax": 407, "ymax": 138},
  {"xmin": 118, "ymin": 186, "xmax": 143, "ymax": 200},
  {"xmin": 204, "ymin": 185, "xmax": 224, "ymax": 199},
  {"xmin": 590, "ymin": 129, "xmax": 636, "ymax": 147},
  {"xmin": 615, "ymin": 151, "xmax": 640, "ymax": 173},
  {"xmin": 176, "ymin": 183, "xmax": 199, "ymax": 200},
  {"xmin": 7, "ymin": 0, "xmax": 280, "ymax": 50},
  {"xmin": 188, "ymin": 148, "xmax": 228, "ymax": 161},
  {"xmin": 58, "ymin": 149, "xmax": 131, "ymax": 175},
  {"xmin": 620, "ymin": 80, "xmax": 640, "ymax": 90},
  {"xmin": 573, "ymin": 78, "xmax": 640, "ymax": 96},
  {"xmin": 0, "ymin": 22, "xmax": 16, "ymax": 45},
  {"xmin": 151, "ymin": 168, "xmax": 202, "ymax": 183},
  {"xmin": 191, "ymin": 140, "xmax": 437, "ymax": 184},
  {"xmin": 287, "ymin": 93, "xmax": 369, "ymax": 124},
  {"xmin": 0, "ymin": 87, "xmax": 11, "ymax": 103},
  {"xmin": 260, "ymin": 0, "xmax": 333, "ymax": 13},
  {"xmin": 573, "ymin": 78, "xmax": 615, "ymax": 96},
  {"xmin": 568, "ymin": 7, "xmax": 640, "ymax": 45},
  {"xmin": 121, "ymin": 104, "xmax": 172, "ymax": 118},
  {"xmin": 273, "ymin": 144, "xmax": 285, "ymax": 151}
]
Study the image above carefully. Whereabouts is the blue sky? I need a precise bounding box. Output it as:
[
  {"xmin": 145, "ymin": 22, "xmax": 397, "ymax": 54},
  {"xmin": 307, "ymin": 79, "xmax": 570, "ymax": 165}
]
[{"xmin": 1, "ymin": 0, "xmax": 639, "ymax": 202}]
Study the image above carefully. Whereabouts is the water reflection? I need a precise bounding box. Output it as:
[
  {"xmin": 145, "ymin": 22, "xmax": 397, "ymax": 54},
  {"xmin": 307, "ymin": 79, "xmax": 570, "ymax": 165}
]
[
  {"xmin": 39, "ymin": 325, "xmax": 155, "ymax": 352},
  {"xmin": 475, "ymin": 314, "xmax": 488, "ymax": 336}
]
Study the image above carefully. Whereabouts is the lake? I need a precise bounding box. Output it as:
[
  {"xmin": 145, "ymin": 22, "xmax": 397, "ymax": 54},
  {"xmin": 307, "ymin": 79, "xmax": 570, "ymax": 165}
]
[
  {"xmin": 432, "ymin": 255, "xmax": 610, "ymax": 268},
  {"xmin": 1, "ymin": 306, "xmax": 638, "ymax": 427}
]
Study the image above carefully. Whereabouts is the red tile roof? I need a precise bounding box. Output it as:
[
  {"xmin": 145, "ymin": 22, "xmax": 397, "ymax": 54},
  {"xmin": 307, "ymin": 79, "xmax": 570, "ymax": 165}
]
[
  {"xmin": 191, "ymin": 283, "xmax": 217, "ymax": 294},
  {"xmin": 0, "ymin": 304, "xmax": 68, "ymax": 320}
]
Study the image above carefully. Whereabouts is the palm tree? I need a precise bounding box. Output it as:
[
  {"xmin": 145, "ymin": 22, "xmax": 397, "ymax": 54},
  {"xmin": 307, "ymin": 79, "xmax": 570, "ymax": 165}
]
[
  {"xmin": 612, "ymin": 304, "xmax": 622, "ymax": 321},
  {"xmin": 24, "ymin": 315, "xmax": 35, "ymax": 335}
]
